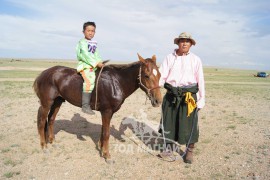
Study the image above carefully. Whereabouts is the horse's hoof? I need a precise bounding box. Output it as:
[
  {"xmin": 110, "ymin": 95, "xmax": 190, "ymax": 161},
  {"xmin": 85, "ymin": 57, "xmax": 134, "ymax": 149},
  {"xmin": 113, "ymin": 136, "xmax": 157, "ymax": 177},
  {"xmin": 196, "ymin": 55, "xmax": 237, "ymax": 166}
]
[
  {"xmin": 49, "ymin": 138, "xmax": 54, "ymax": 144},
  {"xmin": 105, "ymin": 158, "xmax": 115, "ymax": 164},
  {"xmin": 40, "ymin": 142, "xmax": 47, "ymax": 149}
]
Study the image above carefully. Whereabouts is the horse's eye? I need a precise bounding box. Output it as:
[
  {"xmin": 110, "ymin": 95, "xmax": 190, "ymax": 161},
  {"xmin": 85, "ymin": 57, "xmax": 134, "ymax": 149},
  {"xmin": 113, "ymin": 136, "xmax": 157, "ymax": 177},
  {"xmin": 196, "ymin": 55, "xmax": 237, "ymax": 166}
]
[{"xmin": 145, "ymin": 75, "xmax": 150, "ymax": 79}]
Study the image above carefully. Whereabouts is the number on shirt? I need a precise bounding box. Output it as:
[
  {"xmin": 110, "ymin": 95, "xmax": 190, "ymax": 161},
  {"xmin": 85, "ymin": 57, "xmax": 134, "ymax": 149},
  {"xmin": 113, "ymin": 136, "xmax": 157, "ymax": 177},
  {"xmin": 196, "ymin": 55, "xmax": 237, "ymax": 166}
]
[{"xmin": 88, "ymin": 44, "xmax": 97, "ymax": 54}]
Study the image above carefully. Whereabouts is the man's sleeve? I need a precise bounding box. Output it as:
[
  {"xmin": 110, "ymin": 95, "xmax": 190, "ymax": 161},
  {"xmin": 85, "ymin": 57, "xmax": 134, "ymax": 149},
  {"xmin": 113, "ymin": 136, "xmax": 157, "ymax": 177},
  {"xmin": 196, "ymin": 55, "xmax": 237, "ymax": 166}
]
[{"xmin": 196, "ymin": 58, "xmax": 205, "ymax": 109}]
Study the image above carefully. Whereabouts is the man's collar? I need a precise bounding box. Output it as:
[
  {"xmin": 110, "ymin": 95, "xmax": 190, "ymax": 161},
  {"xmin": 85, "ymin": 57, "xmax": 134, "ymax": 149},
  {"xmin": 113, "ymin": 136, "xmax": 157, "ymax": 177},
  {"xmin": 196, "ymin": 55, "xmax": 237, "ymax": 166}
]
[{"xmin": 173, "ymin": 49, "xmax": 190, "ymax": 56}]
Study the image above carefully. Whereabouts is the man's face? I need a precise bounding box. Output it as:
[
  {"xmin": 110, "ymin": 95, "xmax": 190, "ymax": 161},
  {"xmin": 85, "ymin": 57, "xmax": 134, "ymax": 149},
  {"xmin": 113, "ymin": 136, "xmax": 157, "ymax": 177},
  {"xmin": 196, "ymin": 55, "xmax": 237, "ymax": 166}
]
[
  {"xmin": 83, "ymin": 25, "xmax": 96, "ymax": 40},
  {"xmin": 178, "ymin": 38, "xmax": 192, "ymax": 54}
]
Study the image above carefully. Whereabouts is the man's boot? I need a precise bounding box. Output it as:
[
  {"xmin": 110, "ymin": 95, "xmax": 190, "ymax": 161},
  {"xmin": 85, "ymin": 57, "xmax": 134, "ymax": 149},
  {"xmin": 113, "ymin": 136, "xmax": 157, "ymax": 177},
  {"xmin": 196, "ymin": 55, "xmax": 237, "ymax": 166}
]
[
  {"xmin": 82, "ymin": 92, "xmax": 95, "ymax": 115},
  {"xmin": 184, "ymin": 143, "xmax": 195, "ymax": 164}
]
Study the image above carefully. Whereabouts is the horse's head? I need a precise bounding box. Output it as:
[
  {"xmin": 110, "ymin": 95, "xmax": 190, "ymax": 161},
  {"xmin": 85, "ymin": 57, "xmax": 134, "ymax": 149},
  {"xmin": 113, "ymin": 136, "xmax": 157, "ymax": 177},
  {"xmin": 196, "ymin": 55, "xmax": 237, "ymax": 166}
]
[{"xmin": 137, "ymin": 53, "xmax": 162, "ymax": 107}]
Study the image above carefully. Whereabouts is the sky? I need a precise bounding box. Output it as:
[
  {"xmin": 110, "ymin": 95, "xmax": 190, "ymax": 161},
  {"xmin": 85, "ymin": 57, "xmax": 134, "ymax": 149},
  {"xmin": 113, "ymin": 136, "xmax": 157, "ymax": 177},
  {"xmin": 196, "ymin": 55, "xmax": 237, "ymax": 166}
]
[{"xmin": 0, "ymin": 0, "xmax": 270, "ymax": 70}]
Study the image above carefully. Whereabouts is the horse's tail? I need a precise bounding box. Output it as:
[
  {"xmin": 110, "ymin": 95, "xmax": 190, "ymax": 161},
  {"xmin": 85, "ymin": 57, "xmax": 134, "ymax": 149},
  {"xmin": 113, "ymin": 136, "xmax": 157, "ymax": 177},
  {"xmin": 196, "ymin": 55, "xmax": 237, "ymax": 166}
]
[{"xmin": 33, "ymin": 74, "xmax": 41, "ymax": 99}]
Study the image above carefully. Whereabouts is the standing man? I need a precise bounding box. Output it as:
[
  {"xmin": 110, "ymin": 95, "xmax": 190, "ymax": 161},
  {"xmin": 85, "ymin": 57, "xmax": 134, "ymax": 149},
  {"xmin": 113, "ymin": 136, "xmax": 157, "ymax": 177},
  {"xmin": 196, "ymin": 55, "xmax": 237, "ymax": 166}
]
[{"xmin": 159, "ymin": 32, "xmax": 205, "ymax": 164}]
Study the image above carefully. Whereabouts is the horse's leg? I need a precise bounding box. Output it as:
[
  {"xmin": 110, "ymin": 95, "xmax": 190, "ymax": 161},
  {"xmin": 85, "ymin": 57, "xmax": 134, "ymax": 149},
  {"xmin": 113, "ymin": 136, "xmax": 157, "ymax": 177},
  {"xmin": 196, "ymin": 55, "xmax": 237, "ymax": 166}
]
[
  {"xmin": 47, "ymin": 97, "xmax": 64, "ymax": 144},
  {"xmin": 98, "ymin": 127, "xmax": 103, "ymax": 150},
  {"xmin": 100, "ymin": 110, "xmax": 113, "ymax": 160},
  {"xmin": 37, "ymin": 105, "xmax": 50, "ymax": 149}
]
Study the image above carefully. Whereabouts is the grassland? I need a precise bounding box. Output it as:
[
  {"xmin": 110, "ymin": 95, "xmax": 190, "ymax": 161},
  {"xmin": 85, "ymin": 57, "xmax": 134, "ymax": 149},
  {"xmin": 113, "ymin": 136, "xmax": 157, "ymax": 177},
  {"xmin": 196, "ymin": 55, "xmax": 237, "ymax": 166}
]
[
  {"xmin": 0, "ymin": 58, "xmax": 77, "ymax": 68},
  {"xmin": 0, "ymin": 58, "xmax": 269, "ymax": 179},
  {"xmin": 1, "ymin": 58, "xmax": 269, "ymax": 82}
]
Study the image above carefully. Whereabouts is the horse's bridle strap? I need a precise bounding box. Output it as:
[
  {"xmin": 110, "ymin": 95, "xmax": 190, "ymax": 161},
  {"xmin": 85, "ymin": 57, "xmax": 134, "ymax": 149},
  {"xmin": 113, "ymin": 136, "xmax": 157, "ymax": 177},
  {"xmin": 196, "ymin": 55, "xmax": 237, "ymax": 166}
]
[{"xmin": 138, "ymin": 66, "xmax": 160, "ymax": 97}]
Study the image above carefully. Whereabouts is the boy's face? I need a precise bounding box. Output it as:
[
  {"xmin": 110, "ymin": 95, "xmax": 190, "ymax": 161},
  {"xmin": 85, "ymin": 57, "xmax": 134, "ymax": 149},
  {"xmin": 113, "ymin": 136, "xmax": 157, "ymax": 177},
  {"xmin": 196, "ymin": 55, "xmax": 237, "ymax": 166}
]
[{"xmin": 83, "ymin": 25, "xmax": 96, "ymax": 40}]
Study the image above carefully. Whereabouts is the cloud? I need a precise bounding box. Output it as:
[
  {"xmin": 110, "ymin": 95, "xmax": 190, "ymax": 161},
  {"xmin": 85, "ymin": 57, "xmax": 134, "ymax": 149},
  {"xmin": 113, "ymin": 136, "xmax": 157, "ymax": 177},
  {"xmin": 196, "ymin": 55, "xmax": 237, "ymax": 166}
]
[{"xmin": 0, "ymin": 0, "xmax": 269, "ymax": 70}]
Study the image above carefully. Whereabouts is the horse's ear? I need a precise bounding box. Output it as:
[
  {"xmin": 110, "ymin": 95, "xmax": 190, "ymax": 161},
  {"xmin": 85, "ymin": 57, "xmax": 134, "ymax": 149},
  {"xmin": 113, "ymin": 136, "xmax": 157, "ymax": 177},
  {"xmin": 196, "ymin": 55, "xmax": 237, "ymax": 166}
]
[
  {"xmin": 152, "ymin": 55, "xmax": 156, "ymax": 63},
  {"xmin": 137, "ymin": 53, "xmax": 146, "ymax": 64}
]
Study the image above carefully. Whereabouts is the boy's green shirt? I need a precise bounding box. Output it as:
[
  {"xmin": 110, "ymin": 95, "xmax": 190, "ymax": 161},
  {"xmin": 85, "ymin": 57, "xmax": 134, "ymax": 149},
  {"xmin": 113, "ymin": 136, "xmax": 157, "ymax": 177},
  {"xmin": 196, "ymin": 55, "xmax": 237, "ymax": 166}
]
[{"xmin": 76, "ymin": 38, "xmax": 102, "ymax": 72}]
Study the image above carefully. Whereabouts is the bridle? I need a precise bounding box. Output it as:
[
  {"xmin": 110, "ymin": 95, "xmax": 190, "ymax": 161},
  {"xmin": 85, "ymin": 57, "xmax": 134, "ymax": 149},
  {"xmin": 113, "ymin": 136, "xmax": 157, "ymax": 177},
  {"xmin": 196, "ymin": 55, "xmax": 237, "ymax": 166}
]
[{"xmin": 138, "ymin": 66, "xmax": 160, "ymax": 101}]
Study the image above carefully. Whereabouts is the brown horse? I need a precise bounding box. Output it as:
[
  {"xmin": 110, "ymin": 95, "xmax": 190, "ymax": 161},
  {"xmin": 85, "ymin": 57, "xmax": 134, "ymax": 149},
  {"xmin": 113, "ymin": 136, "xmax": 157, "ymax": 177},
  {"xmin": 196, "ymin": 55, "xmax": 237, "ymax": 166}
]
[{"xmin": 33, "ymin": 54, "xmax": 162, "ymax": 162}]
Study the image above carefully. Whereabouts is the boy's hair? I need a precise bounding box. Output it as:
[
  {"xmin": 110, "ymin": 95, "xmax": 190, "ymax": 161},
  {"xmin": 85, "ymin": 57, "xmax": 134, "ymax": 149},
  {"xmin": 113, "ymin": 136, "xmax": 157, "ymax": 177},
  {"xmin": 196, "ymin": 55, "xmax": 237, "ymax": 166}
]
[{"xmin": 83, "ymin": 22, "xmax": 96, "ymax": 31}]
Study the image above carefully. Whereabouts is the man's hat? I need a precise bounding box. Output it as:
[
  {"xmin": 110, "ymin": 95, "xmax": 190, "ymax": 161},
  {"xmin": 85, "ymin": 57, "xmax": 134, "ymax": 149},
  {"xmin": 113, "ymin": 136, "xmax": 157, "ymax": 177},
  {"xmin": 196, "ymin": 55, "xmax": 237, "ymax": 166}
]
[{"xmin": 174, "ymin": 32, "xmax": 196, "ymax": 45}]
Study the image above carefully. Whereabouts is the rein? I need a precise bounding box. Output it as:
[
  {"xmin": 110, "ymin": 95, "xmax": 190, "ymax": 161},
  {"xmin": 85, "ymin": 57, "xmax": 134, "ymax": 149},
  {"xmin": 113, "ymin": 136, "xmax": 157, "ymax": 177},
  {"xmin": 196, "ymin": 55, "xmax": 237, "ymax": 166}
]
[
  {"xmin": 95, "ymin": 65, "xmax": 104, "ymax": 110},
  {"xmin": 138, "ymin": 66, "xmax": 160, "ymax": 101}
]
